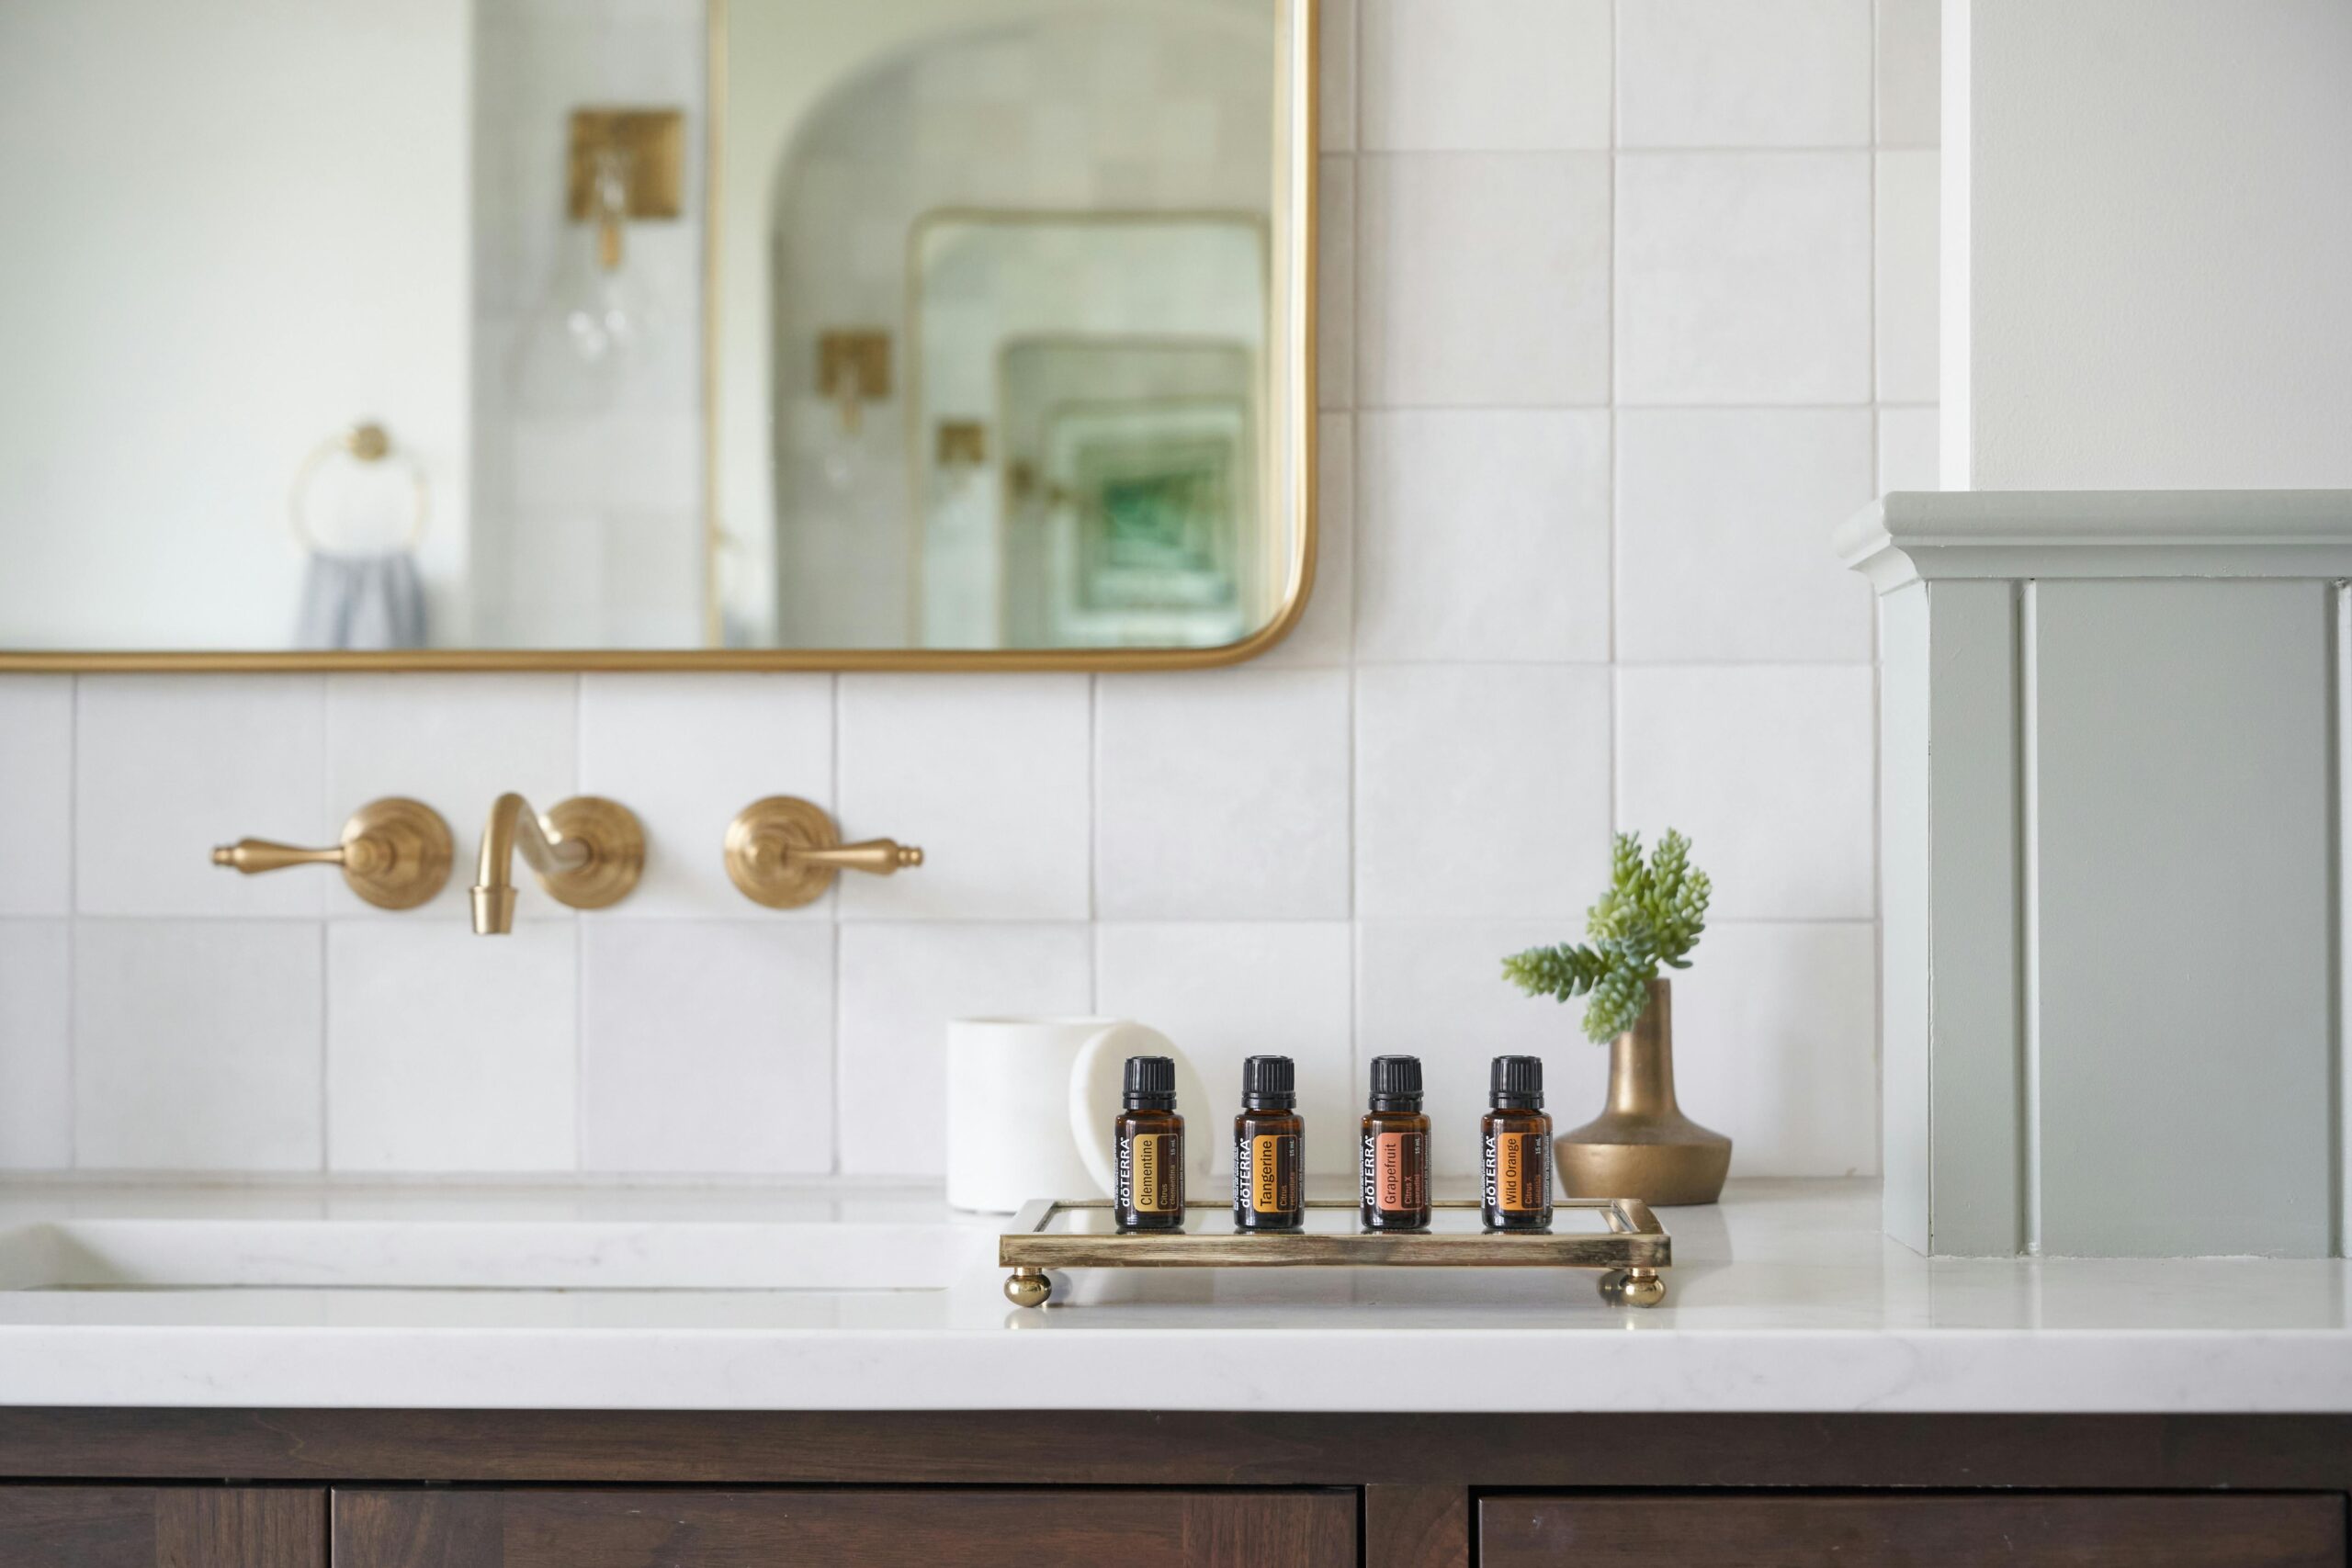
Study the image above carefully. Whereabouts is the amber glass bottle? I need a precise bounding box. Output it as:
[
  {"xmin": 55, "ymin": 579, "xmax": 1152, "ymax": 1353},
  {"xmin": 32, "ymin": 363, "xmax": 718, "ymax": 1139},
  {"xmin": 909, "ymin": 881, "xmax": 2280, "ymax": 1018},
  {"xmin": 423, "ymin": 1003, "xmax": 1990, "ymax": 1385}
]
[
  {"xmin": 1114, "ymin": 1055, "xmax": 1185, "ymax": 1232},
  {"xmin": 1233, "ymin": 1055, "xmax": 1305, "ymax": 1232},
  {"xmin": 1359, "ymin": 1055, "xmax": 1430, "ymax": 1231},
  {"xmin": 1482, "ymin": 1055, "xmax": 1554, "ymax": 1232}
]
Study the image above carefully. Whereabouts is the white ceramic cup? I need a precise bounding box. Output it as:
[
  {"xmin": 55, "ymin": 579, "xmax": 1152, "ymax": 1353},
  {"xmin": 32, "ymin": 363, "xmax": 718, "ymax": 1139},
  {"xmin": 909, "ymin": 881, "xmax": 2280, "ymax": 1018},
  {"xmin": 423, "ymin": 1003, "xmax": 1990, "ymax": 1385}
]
[
  {"xmin": 944, "ymin": 1017, "xmax": 1124, "ymax": 1213},
  {"xmin": 944, "ymin": 1016, "xmax": 1204, "ymax": 1213}
]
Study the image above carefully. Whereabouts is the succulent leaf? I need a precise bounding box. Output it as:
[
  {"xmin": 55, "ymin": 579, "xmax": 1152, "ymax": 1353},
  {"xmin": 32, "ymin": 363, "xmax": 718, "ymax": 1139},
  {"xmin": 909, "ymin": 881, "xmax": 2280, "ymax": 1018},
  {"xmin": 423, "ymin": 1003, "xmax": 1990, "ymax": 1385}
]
[{"xmin": 1500, "ymin": 829, "xmax": 1712, "ymax": 1043}]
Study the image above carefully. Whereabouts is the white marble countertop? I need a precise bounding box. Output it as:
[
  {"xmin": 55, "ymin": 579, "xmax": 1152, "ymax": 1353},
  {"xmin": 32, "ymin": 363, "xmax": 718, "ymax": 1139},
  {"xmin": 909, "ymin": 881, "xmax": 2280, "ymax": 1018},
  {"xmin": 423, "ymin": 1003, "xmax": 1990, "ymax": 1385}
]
[{"xmin": 0, "ymin": 1177, "xmax": 2344, "ymax": 1413}]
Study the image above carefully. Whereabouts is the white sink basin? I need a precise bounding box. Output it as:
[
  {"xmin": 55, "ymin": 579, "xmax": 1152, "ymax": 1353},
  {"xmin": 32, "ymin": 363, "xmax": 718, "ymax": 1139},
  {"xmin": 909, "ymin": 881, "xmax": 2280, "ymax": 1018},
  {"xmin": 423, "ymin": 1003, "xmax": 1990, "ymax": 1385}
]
[
  {"xmin": 0, "ymin": 1189, "xmax": 987, "ymax": 1294},
  {"xmin": 0, "ymin": 1219, "xmax": 970, "ymax": 1292}
]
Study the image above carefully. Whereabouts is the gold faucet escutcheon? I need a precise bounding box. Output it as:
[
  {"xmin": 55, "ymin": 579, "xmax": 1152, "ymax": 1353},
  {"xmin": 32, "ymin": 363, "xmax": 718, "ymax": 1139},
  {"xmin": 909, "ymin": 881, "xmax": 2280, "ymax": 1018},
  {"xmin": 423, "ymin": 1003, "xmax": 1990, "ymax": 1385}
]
[{"xmin": 469, "ymin": 793, "xmax": 645, "ymax": 933}]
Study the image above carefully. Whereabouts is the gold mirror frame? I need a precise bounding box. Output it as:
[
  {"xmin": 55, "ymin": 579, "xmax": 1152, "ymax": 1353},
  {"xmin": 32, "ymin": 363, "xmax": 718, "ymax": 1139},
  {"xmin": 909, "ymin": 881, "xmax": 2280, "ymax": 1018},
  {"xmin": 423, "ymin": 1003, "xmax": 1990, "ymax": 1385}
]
[{"xmin": 0, "ymin": 0, "xmax": 1317, "ymax": 674}]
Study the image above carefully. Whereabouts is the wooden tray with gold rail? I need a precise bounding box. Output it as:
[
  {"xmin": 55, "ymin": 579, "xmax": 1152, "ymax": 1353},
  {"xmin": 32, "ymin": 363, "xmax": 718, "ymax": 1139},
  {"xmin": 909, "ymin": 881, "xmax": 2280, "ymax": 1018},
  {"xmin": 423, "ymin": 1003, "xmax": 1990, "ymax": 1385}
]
[{"xmin": 1000, "ymin": 1197, "xmax": 1669, "ymax": 1308}]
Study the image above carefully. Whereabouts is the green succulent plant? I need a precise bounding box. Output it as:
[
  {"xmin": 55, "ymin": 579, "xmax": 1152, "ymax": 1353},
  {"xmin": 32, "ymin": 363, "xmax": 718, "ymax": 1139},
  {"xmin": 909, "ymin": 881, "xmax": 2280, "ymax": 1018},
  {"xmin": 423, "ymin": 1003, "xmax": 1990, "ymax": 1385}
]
[{"xmin": 1501, "ymin": 829, "xmax": 1712, "ymax": 1043}]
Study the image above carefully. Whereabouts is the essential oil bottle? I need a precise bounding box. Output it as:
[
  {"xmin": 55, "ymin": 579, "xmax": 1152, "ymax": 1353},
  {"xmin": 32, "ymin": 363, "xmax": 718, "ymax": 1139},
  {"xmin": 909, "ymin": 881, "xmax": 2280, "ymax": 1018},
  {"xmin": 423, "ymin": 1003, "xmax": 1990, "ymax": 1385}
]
[
  {"xmin": 1482, "ymin": 1055, "xmax": 1553, "ymax": 1232},
  {"xmin": 1233, "ymin": 1055, "xmax": 1305, "ymax": 1232},
  {"xmin": 1114, "ymin": 1055, "xmax": 1185, "ymax": 1232},
  {"xmin": 1360, "ymin": 1055, "xmax": 1430, "ymax": 1231}
]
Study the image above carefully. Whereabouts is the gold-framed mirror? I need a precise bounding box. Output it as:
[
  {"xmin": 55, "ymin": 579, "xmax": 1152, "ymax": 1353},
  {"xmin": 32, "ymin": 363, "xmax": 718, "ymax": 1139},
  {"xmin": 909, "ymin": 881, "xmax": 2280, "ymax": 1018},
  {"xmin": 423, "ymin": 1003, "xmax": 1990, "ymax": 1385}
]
[{"xmin": 0, "ymin": 0, "xmax": 1316, "ymax": 671}]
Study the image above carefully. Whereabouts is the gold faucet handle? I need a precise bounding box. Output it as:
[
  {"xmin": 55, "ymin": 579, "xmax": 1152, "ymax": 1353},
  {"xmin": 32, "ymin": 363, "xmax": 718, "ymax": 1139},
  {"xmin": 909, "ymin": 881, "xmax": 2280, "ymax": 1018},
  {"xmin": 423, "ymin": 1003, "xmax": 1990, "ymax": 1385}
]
[
  {"xmin": 795, "ymin": 839, "xmax": 925, "ymax": 877},
  {"xmin": 725, "ymin": 797, "xmax": 924, "ymax": 909},
  {"xmin": 211, "ymin": 797, "xmax": 454, "ymax": 911},
  {"xmin": 213, "ymin": 839, "xmax": 352, "ymax": 874}
]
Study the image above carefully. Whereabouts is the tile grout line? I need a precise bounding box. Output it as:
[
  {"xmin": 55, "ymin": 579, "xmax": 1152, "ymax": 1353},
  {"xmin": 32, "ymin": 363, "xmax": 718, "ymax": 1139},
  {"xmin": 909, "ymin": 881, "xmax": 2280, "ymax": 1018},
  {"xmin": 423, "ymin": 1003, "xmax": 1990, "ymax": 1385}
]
[
  {"xmin": 1607, "ymin": 0, "xmax": 1623, "ymax": 847},
  {"xmin": 1086, "ymin": 673, "xmax": 1101, "ymax": 1013},
  {"xmin": 1345, "ymin": 0, "xmax": 1363, "ymax": 1090},
  {"xmin": 830, "ymin": 672, "xmax": 844, "ymax": 1176},
  {"xmin": 572, "ymin": 673, "xmax": 586, "ymax": 1175},
  {"xmin": 65, "ymin": 676, "xmax": 80, "ymax": 1169},
  {"xmin": 314, "ymin": 676, "xmax": 330, "ymax": 1173},
  {"xmin": 1870, "ymin": 0, "xmax": 1887, "ymax": 1181}
]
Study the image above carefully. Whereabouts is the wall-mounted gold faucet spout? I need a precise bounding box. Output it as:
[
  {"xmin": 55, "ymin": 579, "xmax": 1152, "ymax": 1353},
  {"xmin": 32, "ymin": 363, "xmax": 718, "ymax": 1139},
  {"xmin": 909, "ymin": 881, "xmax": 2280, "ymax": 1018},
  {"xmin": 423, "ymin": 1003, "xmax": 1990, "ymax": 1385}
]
[{"xmin": 470, "ymin": 793, "xmax": 645, "ymax": 933}]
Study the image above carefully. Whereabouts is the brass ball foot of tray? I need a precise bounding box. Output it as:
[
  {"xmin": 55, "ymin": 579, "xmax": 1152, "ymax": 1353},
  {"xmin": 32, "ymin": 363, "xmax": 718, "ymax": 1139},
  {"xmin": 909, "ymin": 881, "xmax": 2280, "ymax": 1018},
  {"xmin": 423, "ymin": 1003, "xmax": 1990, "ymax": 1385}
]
[
  {"xmin": 1599, "ymin": 1267, "xmax": 1668, "ymax": 1307},
  {"xmin": 1005, "ymin": 1268, "xmax": 1053, "ymax": 1308}
]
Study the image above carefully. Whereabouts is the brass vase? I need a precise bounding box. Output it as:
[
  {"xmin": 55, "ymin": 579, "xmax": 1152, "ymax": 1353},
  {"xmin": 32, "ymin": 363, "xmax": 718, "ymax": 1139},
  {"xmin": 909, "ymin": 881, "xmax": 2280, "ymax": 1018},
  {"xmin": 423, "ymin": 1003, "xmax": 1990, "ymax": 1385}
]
[{"xmin": 1555, "ymin": 977, "xmax": 1731, "ymax": 1206}]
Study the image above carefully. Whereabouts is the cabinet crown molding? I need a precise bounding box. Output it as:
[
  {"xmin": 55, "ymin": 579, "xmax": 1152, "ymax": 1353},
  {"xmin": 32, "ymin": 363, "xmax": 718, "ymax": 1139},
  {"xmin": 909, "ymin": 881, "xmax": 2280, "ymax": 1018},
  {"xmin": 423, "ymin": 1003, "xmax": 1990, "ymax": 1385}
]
[{"xmin": 1838, "ymin": 489, "xmax": 2352, "ymax": 592}]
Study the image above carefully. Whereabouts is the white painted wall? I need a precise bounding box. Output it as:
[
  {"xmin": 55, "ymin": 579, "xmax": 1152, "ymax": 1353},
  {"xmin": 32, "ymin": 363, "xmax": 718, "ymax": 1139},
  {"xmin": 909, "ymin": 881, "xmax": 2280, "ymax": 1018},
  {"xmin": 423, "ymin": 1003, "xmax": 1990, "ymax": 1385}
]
[
  {"xmin": 1947, "ymin": 0, "xmax": 2352, "ymax": 489},
  {"xmin": 0, "ymin": 0, "xmax": 470, "ymax": 648}
]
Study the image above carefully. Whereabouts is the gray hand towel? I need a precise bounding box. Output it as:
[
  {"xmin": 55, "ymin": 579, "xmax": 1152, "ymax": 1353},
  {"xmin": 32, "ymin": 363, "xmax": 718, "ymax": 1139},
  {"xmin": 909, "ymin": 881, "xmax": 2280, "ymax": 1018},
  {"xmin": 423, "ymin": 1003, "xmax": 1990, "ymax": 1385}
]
[{"xmin": 295, "ymin": 551, "xmax": 428, "ymax": 651}]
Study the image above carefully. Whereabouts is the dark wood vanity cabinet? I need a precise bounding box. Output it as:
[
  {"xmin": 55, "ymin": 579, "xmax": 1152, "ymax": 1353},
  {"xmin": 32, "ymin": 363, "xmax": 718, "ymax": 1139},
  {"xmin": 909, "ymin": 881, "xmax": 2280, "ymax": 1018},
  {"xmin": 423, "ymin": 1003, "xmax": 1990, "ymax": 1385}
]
[
  {"xmin": 1480, "ymin": 1495, "xmax": 2349, "ymax": 1568},
  {"xmin": 0, "ymin": 1487, "xmax": 323, "ymax": 1568},
  {"xmin": 0, "ymin": 1413, "xmax": 2348, "ymax": 1568},
  {"xmin": 330, "ymin": 1487, "xmax": 1355, "ymax": 1568}
]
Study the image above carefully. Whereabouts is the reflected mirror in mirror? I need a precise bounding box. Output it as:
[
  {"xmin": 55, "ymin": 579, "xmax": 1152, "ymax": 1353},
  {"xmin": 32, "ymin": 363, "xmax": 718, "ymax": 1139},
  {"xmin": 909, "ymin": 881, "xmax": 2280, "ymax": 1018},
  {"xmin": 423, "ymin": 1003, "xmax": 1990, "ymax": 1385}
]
[{"xmin": 0, "ymin": 0, "xmax": 1314, "ymax": 665}]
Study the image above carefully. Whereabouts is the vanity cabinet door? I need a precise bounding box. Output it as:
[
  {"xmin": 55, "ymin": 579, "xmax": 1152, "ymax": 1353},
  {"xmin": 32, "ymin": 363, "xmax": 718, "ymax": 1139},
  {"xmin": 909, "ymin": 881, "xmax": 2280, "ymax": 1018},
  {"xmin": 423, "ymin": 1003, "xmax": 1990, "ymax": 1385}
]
[
  {"xmin": 333, "ymin": 1487, "xmax": 1354, "ymax": 1567},
  {"xmin": 0, "ymin": 1487, "xmax": 324, "ymax": 1568},
  {"xmin": 1480, "ymin": 1495, "xmax": 2346, "ymax": 1567}
]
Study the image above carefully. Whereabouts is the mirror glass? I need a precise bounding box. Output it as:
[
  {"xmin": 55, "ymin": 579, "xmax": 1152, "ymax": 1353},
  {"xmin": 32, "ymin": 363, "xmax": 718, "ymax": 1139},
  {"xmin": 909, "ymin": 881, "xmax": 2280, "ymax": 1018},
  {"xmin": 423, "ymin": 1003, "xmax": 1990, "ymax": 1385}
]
[{"xmin": 0, "ymin": 0, "xmax": 1310, "ymax": 662}]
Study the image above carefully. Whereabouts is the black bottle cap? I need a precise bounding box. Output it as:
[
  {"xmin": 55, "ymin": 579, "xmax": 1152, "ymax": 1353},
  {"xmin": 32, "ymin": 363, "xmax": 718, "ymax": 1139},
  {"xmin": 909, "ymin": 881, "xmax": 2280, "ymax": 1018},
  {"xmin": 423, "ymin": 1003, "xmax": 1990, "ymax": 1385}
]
[
  {"xmin": 1490, "ymin": 1055, "xmax": 1544, "ymax": 1108},
  {"xmin": 1241, "ymin": 1055, "xmax": 1295, "ymax": 1109},
  {"xmin": 1123, "ymin": 1055, "xmax": 1178, "ymax": 1109},
  {"xmin": 1369, "ymin": 1054, "xmax": 1423, "ymax": 1109}
]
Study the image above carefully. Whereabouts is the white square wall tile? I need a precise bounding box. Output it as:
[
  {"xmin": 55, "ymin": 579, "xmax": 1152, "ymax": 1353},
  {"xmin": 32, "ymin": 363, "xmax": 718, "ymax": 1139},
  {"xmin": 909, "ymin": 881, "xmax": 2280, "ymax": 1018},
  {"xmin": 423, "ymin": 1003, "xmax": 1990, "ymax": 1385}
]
[
  {"xmin": 1616, "ymin": 666, "xmax": 1875, "ymax": 920},
  {"xmin": 1362, "ymin": 0, "xmax": 1611, "ymax": 152},
  {"xmin": 1876, "ymin": 0, "xmax": 1941, "ymax": 148},
  {"xmin": 75, "ymin": 920, "xmax": 322, "ymax": 1170},
  {"xmin": 327, "ymin": 921, "xmax": 576, "ymax": 1172},
  {"xmin": 581, "ymin": 922, "xmax": 834, "ymax": 1174},
  {"xmin": 1356, "ymin": 411, "xmax": 1611, "ymax": 663},
  {"xmin": 0, "ymin": 677, "xmax": 72, "ymax": 915},
  {"xmin": 1876, "ymin": 152, "xmax": 1940, "ymax": 404},
  {"xmin": 77, "ymin": 677, "xmax": 326, "ymax": 918},
  {"xmin": 1878, "ymin": 407, "xmax": 1940, "ymax": 493},
  {"xmin": 1668, "ymin": 921, "xmax": 1878, "ymax": 1177},
  {"xmin": 836, "ymin": 923, "xmax": 1092, "ymax": 1176},
  {"xmin": 1098, "ymin": 922, "xmax": 1353, "ymax": 1177},
  {"xmin": 322, "ymin": 673, "xmax": 577, "ymax": 920},
  {"xmin": 1616, "ymin": 411, "xmax": 1876, "ymax": 663},
  {"xmin": 1618, "ymin": 0, "xmax": 1872, "ymax": 148},
  {"xmin": 1262, "ymin": 413, "xmax": 1355, "ymax": 668},
  {"xmin": 1096, "ymin": 670, "xmax": 1350, "ymax": 920},
  {"xmin": 836, "ymin": 675, "xmax": 1091, "ymax": 921},
  {"xmin": 580, "ymin": 674, "xmax": 834, "ymax": 918},
  {"xmin": 1317, "ymin": 157, "xmax": 1355, "ymax": 410},
  {"xmin": 1358, "ymin": 152, "xmax": 1611, "ymax": 408},
  {"xmin": 1617, "ymin": 153, "xmax": 1871, "ymax": 405},
  {"xmin": 0, "ymin": 921, "xmax": 71, "ymax": 1168},
  {"xmin": 1356, "ymin": 666, "xmax": 1611, "ymax": 919},
  {"xmin": 1355, "ymin": 920, "xmax": 1615, "ymax": 1177}
]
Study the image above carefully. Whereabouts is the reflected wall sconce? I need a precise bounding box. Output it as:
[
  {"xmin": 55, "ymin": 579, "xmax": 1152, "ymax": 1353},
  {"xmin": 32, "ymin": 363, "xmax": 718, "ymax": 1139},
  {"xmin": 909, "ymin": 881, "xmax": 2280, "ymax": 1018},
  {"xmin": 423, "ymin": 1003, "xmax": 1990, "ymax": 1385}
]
[
  {"xmin": 936, "ymin": 421, "xmax": 988, "ymax": 469},
  {"xmin": 819, "ymin": 330, "xmax": 893, "ymax": 435},
  {"xmin": 567, "ymin": 108, "xmax": 685, "ymax": 265}
]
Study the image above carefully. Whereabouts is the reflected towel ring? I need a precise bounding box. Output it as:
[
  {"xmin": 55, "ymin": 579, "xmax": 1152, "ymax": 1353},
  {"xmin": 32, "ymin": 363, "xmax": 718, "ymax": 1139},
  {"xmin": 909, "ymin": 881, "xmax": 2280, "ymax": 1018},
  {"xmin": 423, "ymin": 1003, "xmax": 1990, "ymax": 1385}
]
[{"xmin": 289, "ymin": 423, "xmax": 429, "ymax": 553}]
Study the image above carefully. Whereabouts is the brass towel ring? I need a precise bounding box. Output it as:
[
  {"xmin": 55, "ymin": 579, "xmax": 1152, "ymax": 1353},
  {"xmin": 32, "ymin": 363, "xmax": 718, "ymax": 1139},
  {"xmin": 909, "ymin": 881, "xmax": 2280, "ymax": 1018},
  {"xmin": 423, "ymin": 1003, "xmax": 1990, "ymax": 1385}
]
[{"xmin": 289, "ymin": 422, "xmax": 429, "ymax": 553}]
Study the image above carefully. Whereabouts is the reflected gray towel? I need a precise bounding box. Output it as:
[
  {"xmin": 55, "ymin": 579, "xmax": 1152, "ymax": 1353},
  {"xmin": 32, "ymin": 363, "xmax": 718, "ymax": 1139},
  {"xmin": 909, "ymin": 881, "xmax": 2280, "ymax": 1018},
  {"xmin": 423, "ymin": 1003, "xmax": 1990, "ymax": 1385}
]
[{"xmin": 295, "ymin": 552, "xmax": 428, "ymax": 651}]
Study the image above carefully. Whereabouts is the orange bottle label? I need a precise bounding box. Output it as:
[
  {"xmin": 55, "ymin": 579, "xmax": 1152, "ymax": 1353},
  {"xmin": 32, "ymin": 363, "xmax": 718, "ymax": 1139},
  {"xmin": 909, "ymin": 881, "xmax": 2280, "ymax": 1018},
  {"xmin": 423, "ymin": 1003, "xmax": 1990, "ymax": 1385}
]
[
  {"xmin": 1487, "ymin": 1130, "xmax": 1551, "ymax": 1213},
  {"xmin": 1251, "ymin": 1134, "xmax": 1281, "ymax": 1213},
  {"xmin": 1123, "ymin": 1132, "xmax": 1182, "ymax": 1213},
  {"xmin": 1374, "ymin": 1132, "xmax": 1426, "ymax": 1211}
]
